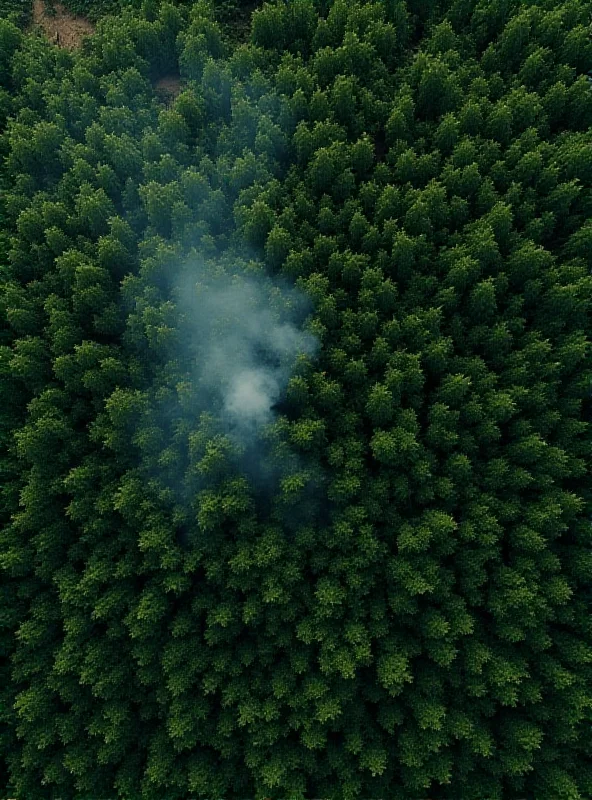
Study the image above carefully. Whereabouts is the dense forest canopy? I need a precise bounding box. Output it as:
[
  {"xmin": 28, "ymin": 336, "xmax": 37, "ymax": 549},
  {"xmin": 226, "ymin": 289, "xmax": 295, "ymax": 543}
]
[{"xmin": 0, "ymin": 0, "xmax": 591, "ymax": 797}]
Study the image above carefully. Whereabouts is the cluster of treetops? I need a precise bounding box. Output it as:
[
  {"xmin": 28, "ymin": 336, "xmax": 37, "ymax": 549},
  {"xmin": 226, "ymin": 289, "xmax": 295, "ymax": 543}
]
[{"xmin": 0, "ymin": 0, "xmax": 591, "ymax": 797}]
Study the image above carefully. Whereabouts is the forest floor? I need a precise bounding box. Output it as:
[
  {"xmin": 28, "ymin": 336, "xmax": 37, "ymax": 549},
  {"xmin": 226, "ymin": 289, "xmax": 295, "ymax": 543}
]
[
  {"xmin": 31, "ymin": 0, "xmax": 94, "ymax": 49},
  {"xmin": 154, "ymin": 74, "xmax": 182, "ymax": 104}
]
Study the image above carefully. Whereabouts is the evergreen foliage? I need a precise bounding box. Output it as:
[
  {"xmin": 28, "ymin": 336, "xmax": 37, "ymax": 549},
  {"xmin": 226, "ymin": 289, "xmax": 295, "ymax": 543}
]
[
  {"xmin": 0, "ymin": 0, "xmax": 31, "ymax": 28},
  {"xmin": 0, "ymin": 0, "xmax": 591, "ymax": 797}
]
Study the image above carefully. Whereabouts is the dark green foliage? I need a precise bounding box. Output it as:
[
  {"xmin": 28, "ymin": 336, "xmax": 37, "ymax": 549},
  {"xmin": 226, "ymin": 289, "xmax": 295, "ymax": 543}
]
[
  {"xmin": 0, "ymin": 0, "xmax": 31, "ymax": 28},
  {"xmin": 57, "ymin": 0, "xmax": 261, "ymax": 37},
  {"xmin": 57, "ymin": 0, "xmax": 140, "ymax": 22},
  {"xmin": 1, "ymin": 0, "xmax": 591, "ymax": 798}
]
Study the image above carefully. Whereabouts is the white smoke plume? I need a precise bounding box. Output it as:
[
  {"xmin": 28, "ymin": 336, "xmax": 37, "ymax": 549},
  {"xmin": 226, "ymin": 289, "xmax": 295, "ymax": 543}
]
[{"xmin": 172, "ymin": 258, "xmax": 319, "ymax": 449}]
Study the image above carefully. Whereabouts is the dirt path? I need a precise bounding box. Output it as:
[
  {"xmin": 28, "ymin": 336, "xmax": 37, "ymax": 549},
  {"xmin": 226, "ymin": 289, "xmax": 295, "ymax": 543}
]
[{"xmin": 32, "ymin": 0, "xmax": 95, "ymax": 50}]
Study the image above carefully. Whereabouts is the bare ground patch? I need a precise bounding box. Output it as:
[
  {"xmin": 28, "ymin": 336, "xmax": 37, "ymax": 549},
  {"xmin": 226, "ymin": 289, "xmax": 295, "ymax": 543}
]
[
  {"xmin": 154, "ymin": 74, "xmax": 182, "ymax": 105},
  {"xmin": 31, "ymin": 0, "xmax": 95, "ymax": 50}
]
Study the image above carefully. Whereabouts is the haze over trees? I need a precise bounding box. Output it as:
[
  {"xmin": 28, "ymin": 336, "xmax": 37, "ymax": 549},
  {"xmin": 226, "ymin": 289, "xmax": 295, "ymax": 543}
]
[{"xmin": 0, "ymin": 0, "xmax": 591, "ymax": 798}]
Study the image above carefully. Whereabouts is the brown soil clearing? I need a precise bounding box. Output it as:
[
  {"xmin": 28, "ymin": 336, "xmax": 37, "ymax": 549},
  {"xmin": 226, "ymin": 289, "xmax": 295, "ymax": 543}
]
[
  {"xmin": 32, "ymin": 0, "xmax": 95, "ymax": 50},
  {"xmin": 154, "ymin": 74, "xmax": 182, "ymax": 104}
]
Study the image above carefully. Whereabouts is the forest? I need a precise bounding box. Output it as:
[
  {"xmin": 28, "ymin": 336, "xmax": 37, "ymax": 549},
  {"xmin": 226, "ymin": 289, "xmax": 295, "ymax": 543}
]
[{"xmin": 0, "ymin": 0, "xmax": 591, "ymax": 797}]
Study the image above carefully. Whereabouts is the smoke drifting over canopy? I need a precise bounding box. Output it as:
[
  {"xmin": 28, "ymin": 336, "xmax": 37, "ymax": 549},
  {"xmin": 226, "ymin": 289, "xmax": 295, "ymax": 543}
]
[{"xmin": 173, "ymin": 262, "xmax": 319, "ymax": 446}]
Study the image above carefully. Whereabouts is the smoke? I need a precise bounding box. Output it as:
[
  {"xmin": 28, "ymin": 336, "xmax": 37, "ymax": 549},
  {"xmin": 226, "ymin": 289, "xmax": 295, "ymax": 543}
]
[
  {"xmin": 173, "ymin": 260, "xmax": 318, "ymax": 443},
  {"xmin": 162, "ymin": 256, "xmax": 322, "ymax": 537},
  {"xmin": 192, "ymin": 282, "xmax": 315, "ymax": 438}
]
